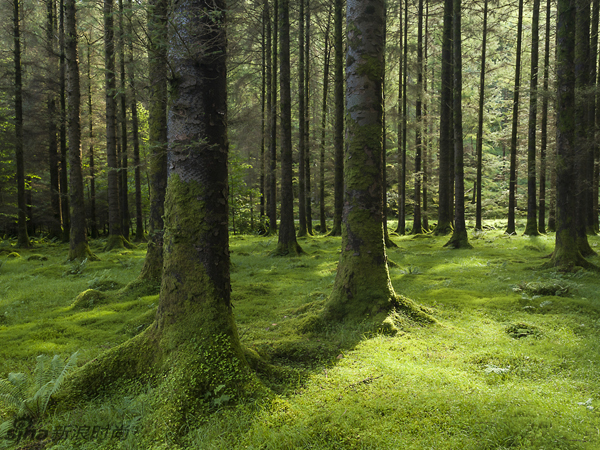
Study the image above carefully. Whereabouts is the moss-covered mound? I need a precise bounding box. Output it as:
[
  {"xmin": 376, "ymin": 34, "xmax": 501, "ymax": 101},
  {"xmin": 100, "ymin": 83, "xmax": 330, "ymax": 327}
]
[{"xmin": 70, "ymin": 289, "xmax": 110, "ymax": 310}]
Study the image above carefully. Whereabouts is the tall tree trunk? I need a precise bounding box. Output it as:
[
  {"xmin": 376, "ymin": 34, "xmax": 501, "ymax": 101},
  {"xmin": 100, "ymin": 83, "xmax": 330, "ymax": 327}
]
[
  {"xmin": 422, "ymin": 0, "xmax": 429, "ymax": 232},
  {"xmin": 126, "ymin": 0, "xmax": 144, "ymax": 242},
  {"xmin": 539, "ymin": 0, "xmax": 551, "ymax": 234},
  {"xmin": 475, "ymin": 0, "xmax": 488, "ymax": 231},
  {"xmin": 326, "ymin": 0, "xmax": 432, "ymax": 325},
  {"xmin": 524, "ymin": 0, "xmax": 541, "ymax": 236},
  {"xmin": 547, "ymin": 0, "xmax": 593, "ymax": 270},
  {"xmin": 118, "ymin": 0, "xmax": 130, "ymax": 242},
  {"xmin": 592, "ymin": 0, "xmax": 600, "ymax": 233},
  {"xmin": 329, "ymin": 0, "xmax": 344, "ymax": 236},
  {"xmin": 435, "ymin": 0, "xmax": 453, "ymax": 235},
  {"xmin": 395, "ymin": 0, "xmax": 405, "ymax": 235},
  {"xmin": 85, "ymin": 35, "xmax": 99, "ymax": 239},
  {"xmin": 412, "ymin": 0, "xmax": 423, "ymax": 234},
  {"xmin": 104, "ymin": 0, "xmax": 126, "ymax": 250},
  {"xmin": 268, "ymin": 0, "xmax": 278, "ymax": 235},
  {"xmin": 65, "ymin": 0, "xmax": 97, "ymax": 261},
  {"xmin": 506, "ymin": 0, "xmax": 524, "ymax": 235},
  {"xmin": 260, "ymin": 3, "xmax": 267, "ymax": 226},
  {"xmin": 47, "ymin": 0, "xmax": 62, "ymax": 240},
  {"xmin": 319, "ymin": 5, "xmax": 332, "ymax": 234},
  {"xmin": 305, "ymin": 0, "xmax": 313, "ymax": 236},
  {"xmin": 13, "ymin": 0, "xmax": 30, "ymax": 248},
  {"xmin": 275, "ymin": 0, "xmax": 303, "ymax": 255},
  {"xmin": 574, "ymin": 0, "xmax": 595, "ymax": 255},
  {"xmin": 138, "ymin": 0, "xmax": 168, "ymax": 282},
  {"xmin": 445, "ymin": 0, "xmax": 471, "ymax": 249},
  {"xmin": 297, "ymin": 0, "xmax": 307, "ymax": 237},
  {"xmin": 59, "ymin": 0, "xmax": 70, "ymax": 242}
]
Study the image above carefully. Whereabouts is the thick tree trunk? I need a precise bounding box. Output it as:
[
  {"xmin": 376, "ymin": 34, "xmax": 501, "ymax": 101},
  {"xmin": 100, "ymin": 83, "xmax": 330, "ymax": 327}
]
[
  {"xmin": 13, "ymin": 0, "xmax": 30, "ymax": 248},
  {"xmin": 475, "ymin": 0, "xmax": 488, "ymax": 231},
  {"xmin": 275, "ymin": 0, "xmax": 303, "ymax": 256},
  {"xmin": 445, "ymin": 0, "xmax": 471, "ymax": 249},
  {"xmin": 506, "ymin": 0, "xmax": 524, "ymax": 235},
  {"xmin": 547, "ymin": 0, "xmax": 594, "ymax": 270},
  {"xmin": 329, "ymin": 0, "xmax": 344, "ymax": 236},
  {"xmin": 592, "ymin": 0, "xmax": 600, "ymax": 233},
  {"xmin": 138, "ymin": 0, "xmax": 168, "ymax": 282},
  {"xmin": 65, "ymin": 0, "xmax": 97, "ymax": 261},
  {"xmin": 524, "ymin": 0, "xmax": 541, "ymax": 236},
  {"xmin": 435, "ymin": 0, "xmax": 453, "ymax": 235}
]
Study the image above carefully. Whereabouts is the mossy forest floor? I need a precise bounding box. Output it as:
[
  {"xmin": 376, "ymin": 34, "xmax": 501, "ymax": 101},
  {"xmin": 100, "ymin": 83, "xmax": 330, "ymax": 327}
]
[{"xmin": 1, "ymin": 220, "xmax": 600, "ymax": 449}]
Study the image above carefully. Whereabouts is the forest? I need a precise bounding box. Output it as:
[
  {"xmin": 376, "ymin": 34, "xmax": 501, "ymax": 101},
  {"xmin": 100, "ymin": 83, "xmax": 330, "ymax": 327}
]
[{"xmin": 0, "ymin": 0, "xmax": 600, "ymax": 448}]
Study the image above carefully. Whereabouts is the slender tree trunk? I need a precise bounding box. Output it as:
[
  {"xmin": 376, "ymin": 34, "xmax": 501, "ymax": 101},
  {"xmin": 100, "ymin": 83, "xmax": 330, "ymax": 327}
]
[
  {"xmin": 475, "ymin": 0, "xmax": 488, "ymax": 231},
  {"xmin": 138, "ymin": 0, "xmax": 168, "ymax": 282},
  {"xmin": 13, "ymin": 0, "xmax": 30, "ymax": 248},
  {"xmin": 118, "ymin": 0, "xmax": 130, "ymax": 242},
  {"xmin": 525, "ymin": 0, "xmax": 541, "ymax": 236},
  {"xmin": 260, "ymin": 3, "xmax": 267, "ymax": 226},
  {"xmin": 412, "ymin": 0, "xmax": 423, "ymax": 234},
  {"xmin": 305, "ymin": 0, "xmax": 313, "ymax": 236},
  {"xmin": 297, "ymin": 0, "xmax": 307, "ymax": 237},
  {"xmin": 47, "ymin": 0, "xmax": 62, "ymax": 240},
  {"xmin": 539, "ymin": 0, "xmax": 551, "ymax": 234},
  {"xmin": 59, "ymin": 0, "xmax": 69, "ymax": 242},
  {"xmin": 395, "ymin": 0, "xmax": 405, "ymax": 235},
  {"xmin": 66, "ymin": 0, "xmax": 97, "ymax": 261},
  {"xmin": 104, "ymin": 0, "xmax": 126, "ymax": 250},
  {"xmin": 445, "ymin": 0, "xmax": 471, "ymax": 249},
  {"xmin": 329, "ymin": 0, "xmax": 344, "ymax": 236},
  {"xmin": 435, "ymin": 0, "xmax": 453, "ymax": 235},
  {"xmin": 319, "ymin": 6, "xmax": 332, "ymax": 234},
  {"xmin": 506, "ymin": 0, "xmax": 524, "ymax": 235},
  {"xmin": 275, "ymin": 0, "xmax": 303, "ymax": 255},
  {"xmin": 264, "ymin": 1, "xmax": 272, "ymax": 234},
  {"xmin": 422, "ymin": 0, "xmax": 429, "ymax": 232},
  {"xmin": 592, "ymin": 0, "xmax": 600, "ymax": 233},
  {"xmin": 268, "ymin": 0, "xmax": 278, "ymax": 235}
]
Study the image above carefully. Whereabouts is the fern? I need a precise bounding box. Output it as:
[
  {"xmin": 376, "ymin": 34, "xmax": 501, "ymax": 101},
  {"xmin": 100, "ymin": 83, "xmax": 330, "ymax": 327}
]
[{"xmin": 0, "ymin": 351, "xmax": 78, "ymax": 441}]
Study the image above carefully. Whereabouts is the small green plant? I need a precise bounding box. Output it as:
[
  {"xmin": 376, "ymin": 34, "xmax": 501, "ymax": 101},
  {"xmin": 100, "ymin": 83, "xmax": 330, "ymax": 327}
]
[{"xmin": 0, "ymin": 351, "xmax": 78, "ymax": 439}]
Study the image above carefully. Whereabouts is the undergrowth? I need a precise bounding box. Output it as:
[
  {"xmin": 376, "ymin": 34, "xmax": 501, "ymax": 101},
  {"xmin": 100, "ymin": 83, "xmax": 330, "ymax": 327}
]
[{"xmin": 0, "ymin": 227, "xmax": 599, "ymax": 449}]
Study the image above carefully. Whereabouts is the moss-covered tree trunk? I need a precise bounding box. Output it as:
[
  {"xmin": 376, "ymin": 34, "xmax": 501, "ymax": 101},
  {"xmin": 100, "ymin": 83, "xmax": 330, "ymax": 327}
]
[
  {"xmin": 435, "ymin": 0, "xmax": 453, "ymax": 236},
  {"xmin": 65, "ymin": 0, "xmax": 97, "ymax": 261},
  {"xmin": 138, "ymin": 0, "xmax": 168, "ymax": 282},
  {"xmin": 445, "ymin": 0, "xmax": 471, "ymax": 249},
  {"xmin": 506, "ymin": 0, "xmax": 523, "ymax": 235},
  {"xmin": 539, "ymin": 0, "xmax": 551, "ymax": 234},
  {"xmin": 326, "ymin": 0, "xmax": 425, "ymax": 323},
  {"xmin": 275, "ymin": 0, "xmax": 303, "ymax": 256},
  {"xmin": 329, "ymin": 0, "xmax": 344, "ymax": 237},
  {"xmin": 546, "ymin": 0, "xmax": 594, "ymax": 271},
  {"xmin": 524, "ymin": 0, "xmax": 541, "ymax": 236}
]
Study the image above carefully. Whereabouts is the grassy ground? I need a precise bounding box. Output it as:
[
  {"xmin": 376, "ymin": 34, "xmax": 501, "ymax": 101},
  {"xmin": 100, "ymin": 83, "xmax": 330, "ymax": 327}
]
[{"xmin": 1, "ymin": 223, "xmax": 600, "ymax": 449}]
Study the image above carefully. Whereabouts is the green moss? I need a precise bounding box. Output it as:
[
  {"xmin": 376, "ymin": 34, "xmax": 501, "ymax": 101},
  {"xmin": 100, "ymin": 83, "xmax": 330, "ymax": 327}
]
[{"xmin": 70, "ymin": 289, "xmax": 110, "ymax": 310}]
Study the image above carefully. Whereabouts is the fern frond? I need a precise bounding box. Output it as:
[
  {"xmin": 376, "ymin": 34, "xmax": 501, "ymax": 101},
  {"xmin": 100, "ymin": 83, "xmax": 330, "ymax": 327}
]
[
  {"xmin": 0, "ymin": 420, "xmax": 13, "ymax": 441},
  {"xmin": 34, "ymin": 355, "xmax": 52, "ymax": 391},
  {"xmin": 0, "ymin": 375, "xmax": 27, "ymax": 411}
]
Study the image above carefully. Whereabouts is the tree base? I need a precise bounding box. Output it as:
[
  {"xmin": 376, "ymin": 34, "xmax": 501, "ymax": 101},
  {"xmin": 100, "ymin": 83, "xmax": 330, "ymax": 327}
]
[
  {"xmin": 68, "ymin": 242, "xmax": 100, "ymax": 261},
  {"xmin": 103, "ymin": 235, "xmax": 134, "ymax": 252},
  {"xmin": 271, "ymin": 241, "xmax": 305, "ymax": 256},
  {"xmin": 385, "ymin": 235, "xmax": 398, "ymax": 248},
  {"xmin": 327, "ymin": 223, "xmax": 342, "ymax": 237},
  {"xmin": 433, "ymin": 221, "xmax": 452, "ymax": 236},
  {"xmin": 444, "ymin": 232, "xmax": 473, "ymax": 249}
]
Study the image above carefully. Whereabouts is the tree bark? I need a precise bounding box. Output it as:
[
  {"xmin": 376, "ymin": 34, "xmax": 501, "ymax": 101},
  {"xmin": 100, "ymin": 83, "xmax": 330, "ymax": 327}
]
[
  {"xmin": 268, "ymin": 0, "xmax": 278, "ymax": 235},
  {"xmin": 395, "ymin": 0, "xmax": 405, "ymax": 235},
  {"xmin": 329, "ymin": 0, "xmax": 344, "ymax": 236},
  {"xmin": 59, "ymin": 0, "xmax": 70, "ymax": 243},
  {"xmin": 506, "ymin": 0, "xmax": 524, "ymax": 235},
  {"xmin": 319, "ymin": 5, "xmax": 332, "ymax": 234},
  {"xmin": 138, "ymin": 0, "xmax": 168, "ymax": 282},
  {"xmin": 475, "ymin": 0, "xmax": 488, "ymax": 231},
  {"xmin": 539, "ymin": 0, "xmax": 551, "ymax": 234},
  {"xmin": 85, "ymin": 35, "xmax": 99, "ymax": 239},
  {"xmin": 297, "ymin": 0, "xmax": 307, "ymax": 237},
  {"xmin": 275, "ymin": 0, "xmax": 303, "ymax": 256},
  {"xmin": 412, "ymin": 0, "xmax": 424, "ymax": 235},
  {"xmin": 305, "ymin": 0, "xmax": 313, "ymax": 236},
  {"xmin": 445, "ymin": 0, "xmax": 471, "ymax": 249},
  {"xmin": 118, "ymin": 0, "xmax": 130, "ymax": 242},
  {"xmin": 13, "ymin": 0, "xmax": 31, "ymax": 248},
  {"xmin": 65, "ymin": 0, "xmax": 97, "ymax": 261},
  {"xmin": 435, "ymin": 0, "xmax": 453, "ymax": 235},
  {"xmin": 524, "ymin": 0, "xmax": 541, "ymax": 236}
]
